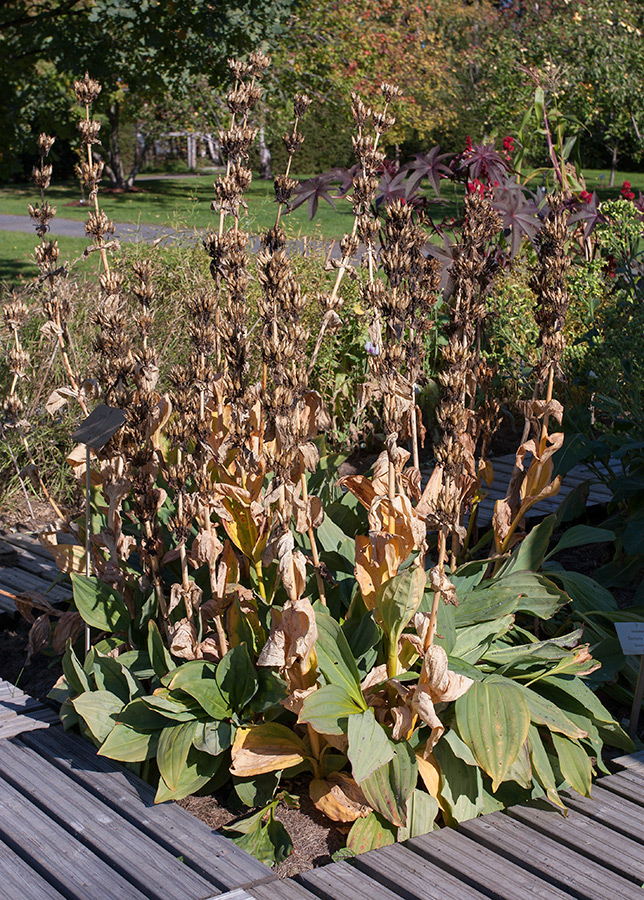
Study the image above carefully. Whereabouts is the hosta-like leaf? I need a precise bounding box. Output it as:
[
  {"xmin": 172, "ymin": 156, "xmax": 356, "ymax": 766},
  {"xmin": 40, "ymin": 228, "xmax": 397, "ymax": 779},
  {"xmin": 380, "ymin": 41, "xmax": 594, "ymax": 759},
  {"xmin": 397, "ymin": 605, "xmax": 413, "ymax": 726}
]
[
  {"xmin": 455, "ymin": 677, "xmax": 530, "ymax": 791},
  {"xmin": 527, "ymin": 724, "xmax": 564, "ymax": 808},
  {"xmin": 298, "ymin": 684, "xmax": 365, "ymax": 735},
  {"xmin": 71, "ymin": 574, "xmax": 130, "ymax": 632},
  {"xmin": 398, "ymin": 789, "xmax": 439, "ymax": 841},
  {"xmin": 193, "ymin": 720, "xmax": 234, "ymax": 757},
  {"xmin": 230, "ymin": 723, "xmax": 308, "ymax": 777},
  {"xmin": 224, "ymin": 805, "xmax": 293, "ymax": 866},
  {"xmin": 376, "ymin": 566, "xmax": 426, "ymax": 647},
  {"xmin": 347, "ymin": 708, "xmax": 394, "ymax": 784},
  {"xmin": 360, "ymin": 740, "xmax": 417, "ymax": 827},
  {"xmin": 452, "ymin": 615, "xmax": 515, "ymax": 661},
  {"xmin": 519, "ymin": 684, "xmax": 587, "ymax": 739},
  {"xmin": 142, "ymin": 689, "xmax": 203, "ymax": 722},
  {"xmin": 551, "ymin": 733, "xmax": 592, "ymax": 797},
  {"xmin": 155, "ymin": 747, "xmax": 226, "ymax": 803},
  {"xmin": 72, "ymin": 691, "xmax": 124, "ymax": 744},
  {"xmin": 166, "ymin": 660, "xmax": 231, "ymax": 719},
  {"xmin": 93, "ymin": 652, "xmax": 142, "ymax": 703},
  {"xmin": 98, "ymin": 722, "xmax": 160, "ymax": 762},
  {"xmin": 315, "ymin": 609, "xmax": 364, "ymax": 706},
  {"xmin": 453, "ymin": 587, "xmax": 519, "ymax": 627},
  {"xmin": 62, "ymin": 641, "xmax": 91, "ymax": 696},
  {"xmin": 502, "ymin": 516, "xmax": 556, "ymax": 574},
  {"xmin": 216, "ymin": 643, "xmax": 258, "ymax": 713},
  {"xmin": 148, "ymin": 621, "xmax": 175, "ymax": 679},
  {"xmin": 157, "ymin": 721, "xmax": 200, "ymax": 791},
  {"xmin": 346, "ymin": 812, "xmax": 397, "ymax": 855},
  {"xmin": 433, "ymin": 730, "xmax": 503, "ymax": 825}
]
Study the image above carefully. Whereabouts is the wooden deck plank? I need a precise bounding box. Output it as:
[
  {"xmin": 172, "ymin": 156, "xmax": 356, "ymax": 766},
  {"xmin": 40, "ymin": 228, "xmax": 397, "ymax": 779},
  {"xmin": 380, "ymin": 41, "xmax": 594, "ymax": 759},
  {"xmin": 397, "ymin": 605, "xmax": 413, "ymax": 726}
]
[
  {"xmin": 353, "ymin": 843, "xmax": 491, "ymax": 900},
  {"xmin": 0, "ymin": 772, "xmax": 152, "ymax": 900},
  {"xmin": 0, "ymin": 565, "xmax": 71, "ymax": 602},
  {"xmin": 408, "ymin": 827, "xmax": 573, "ymax": 900},
  {"xmin": 506, "ymin": 802, "xmax": 644, "ymax": 882},
  {"xmin": 0, "ymin": 839, "xmax": 69, "ymax": 900},
  {"xmin": 19, "ymin": 726, "xmax": 274, "ymax": 892},
  {"xmin": 251, "ymin": 883, "xmax": 322, "ymax": 900},
  {"xmin": 298, "ymin": 860, "xmax": 409, "ymax": 900},
  {"xmin": 597, "ymin": 771, "xmax": 644, "ymax": 806},
  {"xmin": 458, "ymin": 812, "xmax": 644, "ymax": 900},
  {"xmin": 563, "ymin": 784, "xmax": 644, "ymax": 844},
  {"xmin": 0, "ymin": 705, "xmax": 59, "ymax": 739},
  {"xmin": 0, "ymin": 737, "xmax": 221, "ymax": 900},
  {"xmin": 611, "ymin": 749, "xmax": 644, "ymax": 776},
  {"xmin": 1, "ymin": 532, "xmax": 60, "ymax": 561}
]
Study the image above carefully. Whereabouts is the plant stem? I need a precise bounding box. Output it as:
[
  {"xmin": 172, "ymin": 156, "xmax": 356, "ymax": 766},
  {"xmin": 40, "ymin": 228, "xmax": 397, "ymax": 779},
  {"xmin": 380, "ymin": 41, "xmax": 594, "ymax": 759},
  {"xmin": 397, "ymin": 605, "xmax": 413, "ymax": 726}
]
[
  {"xmin": 300, "ymin": 472, "xmax": 326, "ymax": 605},
  {"xmin": 426, "ymin": 526, "xmax": 447, "ymax": 650}
]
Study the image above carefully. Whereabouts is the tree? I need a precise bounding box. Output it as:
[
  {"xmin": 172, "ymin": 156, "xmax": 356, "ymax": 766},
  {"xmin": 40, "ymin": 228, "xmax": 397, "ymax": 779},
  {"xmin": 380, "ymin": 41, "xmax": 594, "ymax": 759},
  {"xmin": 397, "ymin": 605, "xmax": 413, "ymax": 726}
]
[{"xmin": 0, "ymin": 0, "xmax": 296, "ymax": 185}]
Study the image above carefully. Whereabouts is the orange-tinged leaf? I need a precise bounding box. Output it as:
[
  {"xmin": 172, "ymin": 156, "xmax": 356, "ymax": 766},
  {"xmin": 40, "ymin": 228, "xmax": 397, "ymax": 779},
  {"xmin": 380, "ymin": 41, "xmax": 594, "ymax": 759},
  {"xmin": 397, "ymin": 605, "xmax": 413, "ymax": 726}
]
[
  {"xmin": 230, "ymin": 723, "xmax": 308, "ymax": 777},
  {"xmin": 416, "ymin": 748, "xmax": 442, "ymax": 801},
  {"xmin": 309, "ymin": 772, "xmax": 371, "ymax": 822}
]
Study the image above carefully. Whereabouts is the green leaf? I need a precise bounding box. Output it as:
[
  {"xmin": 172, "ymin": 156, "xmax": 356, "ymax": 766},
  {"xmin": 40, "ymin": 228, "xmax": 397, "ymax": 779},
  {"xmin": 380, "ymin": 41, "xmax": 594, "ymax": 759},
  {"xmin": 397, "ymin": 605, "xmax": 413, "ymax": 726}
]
[
  {"xmin": 546, "ymin": 525, "xmax": 616, "ymax": 559},
  {"xmin": 147, "ymin": 621, "xmax": 175, "ymax": 679},
  {"xmin": 519, "ymin": 684, "xmax": 588, "ymax": 739},
  {"xmin": 453, "ymin": 586, "xmax": 519, "ymax": 627},
  {"xmin": 142, "ymin": 689, "xmax": 203, "ymax": 722},
  {"xmin": 99, "ymin": 722, "xmax": 160, "ymax": 762},
  {"xmin": 157, "ymin": 721, "xmax": 200, "ymax": 791},
  {"xmin": 503, "ymin": 571, "xmax": 570, "ymax": 619},
  {"xmin": 527, "ymin": 725, "xmax": 564, "ymax": 808},
  {"xmin": 234, "ymin": 771, "xmax": 280, "ymax": 808},
  {"xmin": 346, "ymin": 812, "xmax": 397, "ymax": 855},
  {"xmin": 540, "ymin": 675, "xmax": 634, "ymax": 752},
  {"xmin": 216, "ymin": 644, "xmax": 258, "ymax": 713},
  {"xmin": 224, "ymin": 804, "xmax": 293, "ymax": 866},
  {"xmin": 398, "ymin": 789, "xmax": 438, "ymax": 841},
  {"xmin": 62, "ymin": 641, "xmax": 91, "ymax": 695},
  {"xmin": 117, "ymin": 696, "xmax": 176, "ymax": 730},
  {"xmin": 347, "ymin": 708, "xmax": 394, "ymax": 784},
  {"xmin": 166, "ymin": 660, "xmax": 232, "ymax": 719},
  {"xmin": 155, "ymin": 747, "xmax": 226, "ymax": 803},
  {"xmin": 71, "ymin": 574, "xmax": 130, "ymax": 632},
  {"xmin": 315, "ymin": 609, "xmax": 365, "ymax": 707},
  {"xmin": 245, "ymin": 668, "xmax": 288, "ymax": 717},
  {"xmin": 298, "ymin": 684, "xmax": 365, "ymax": 735},
  {"xmin": 546, "ymin": 570, "xmax": 617, "ymax": 614},
  {"xmin": 59, "ymin": 698, "xmax": 79, "ymax": 731},
  {"xmin": 193, "ymin": 720, "xmax": 234, "ymax": 756},
  {"xmin": 376, "ymin": 566, "xmax": 426, "ymax": 647},
  {"xmin": 551, "ymin": 733, "xmax": 592, "ymax": 797},
  {"xmin": 117, "ymin": 650, "xmax": 155, "ymax": 680},
  {"xmin": 72, "ymin": 691, "xmax": 124, "ymax": 744},
  {"xmin": 93, "ymin": 652, "xmax": 142, "ymax": 703},
  {"xmin": 360, "ymin": 740, "xmax": 417, "ymax": 827},
  {"xmin": 434, "ymin": 730, "xmax": 503, "ymax": 825},
  {"xmin": 452, "ymin": 615, "xmax": 515, "ymax": 662},
  {"xmin": 502, "ymin": 516, "xmax": 556, "ymax": 574},
  {"xmin": 455, "ymin": 677, "xmax": 530, "ymax": 791}
]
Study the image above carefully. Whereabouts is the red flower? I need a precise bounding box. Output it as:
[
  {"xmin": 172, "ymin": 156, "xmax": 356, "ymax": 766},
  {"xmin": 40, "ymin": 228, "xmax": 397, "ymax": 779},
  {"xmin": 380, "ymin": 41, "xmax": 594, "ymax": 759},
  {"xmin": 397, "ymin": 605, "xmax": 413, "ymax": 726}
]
[
  {"xmin": 579, "ymin": 190, "xmax": 592, "ymax": 203},
  {"xmin": 621, "ymin": 180, "xmax": 635, "ymax": 200}
]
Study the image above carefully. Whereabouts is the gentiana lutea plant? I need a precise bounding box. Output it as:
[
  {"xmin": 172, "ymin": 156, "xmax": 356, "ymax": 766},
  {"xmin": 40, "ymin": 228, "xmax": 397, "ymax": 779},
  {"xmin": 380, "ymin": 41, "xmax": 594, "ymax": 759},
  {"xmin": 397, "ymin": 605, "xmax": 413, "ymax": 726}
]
[{"xmin": 3, "ymin": 59, "xmax": 633, "ymax": 865}]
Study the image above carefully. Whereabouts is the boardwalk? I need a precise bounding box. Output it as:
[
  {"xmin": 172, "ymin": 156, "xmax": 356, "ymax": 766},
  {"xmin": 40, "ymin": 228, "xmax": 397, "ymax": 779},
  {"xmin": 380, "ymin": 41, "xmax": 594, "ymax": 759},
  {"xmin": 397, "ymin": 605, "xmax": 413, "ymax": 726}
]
[{"xmin": 1, "ymin": 676, "xmax": 644, "ymax": 899}]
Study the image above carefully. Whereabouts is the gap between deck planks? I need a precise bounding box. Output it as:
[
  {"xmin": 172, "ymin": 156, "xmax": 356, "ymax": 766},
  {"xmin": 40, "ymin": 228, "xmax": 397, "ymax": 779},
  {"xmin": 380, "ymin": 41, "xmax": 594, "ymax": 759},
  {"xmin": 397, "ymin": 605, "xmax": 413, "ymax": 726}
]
[{"xmin": 0, "ymin": 531, "xmax": 72, "ymax": 614}]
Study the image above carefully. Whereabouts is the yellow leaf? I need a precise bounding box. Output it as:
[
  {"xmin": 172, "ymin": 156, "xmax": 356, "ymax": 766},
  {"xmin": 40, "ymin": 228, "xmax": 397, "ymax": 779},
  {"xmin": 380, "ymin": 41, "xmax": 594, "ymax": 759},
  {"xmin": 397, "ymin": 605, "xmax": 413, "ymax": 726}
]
[
  {"xmin": 230, "ymin": 723, "xmax": 308, "ymax": 777},
  {"xmin": 309, "ymin": 772, "xmax": 371, "ymax": 823},
  {"xmin": 416, "ymin": 747, "xmax": 442, "ymax": 801}
]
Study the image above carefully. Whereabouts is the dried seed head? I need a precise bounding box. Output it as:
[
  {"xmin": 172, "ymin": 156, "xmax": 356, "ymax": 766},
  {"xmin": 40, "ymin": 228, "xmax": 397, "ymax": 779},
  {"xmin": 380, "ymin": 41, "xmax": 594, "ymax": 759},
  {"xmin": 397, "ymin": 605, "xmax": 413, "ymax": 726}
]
[
  {"xmin": 3, "ymin": 395, "xmax": 25, "ymax": 423},
  {"xmin": 33, "ymin": 164, "xmax": 53, "ymax": 191},
  {"xmin": 274, "ymin": 174, "xmax": 298, "ymax": 205},
  {"xmin": 34, "ymin": 240, "xmax": 59, "ymax": 267},
  {"xmin": 248, "ymin": 51, "xmax": 271, "ymax": 76},
  {"xmin": 28, "ymin": 201, "xmax": 56, "ymax": 238},
  {"xmin": 74, "ymin": 72, "xmax": 102, "ymax": 106},
  {"xmin": 372, "ymin": 111, "xmax": 396, "ymax": 135},
  {"xmin": 76, "ymin": 159, "xmax": 104, "ymax": 192},
  {"xmin": 3, "ymin": 296, "xmax": 28, "ymax": 330},
  {"xmin": 283, "ymin": 129, "xmax": 305, "ymax": 155},
  {"xmin": 85, "ymin": 210, "xmax": 115, "ymax": 240},
  {"xmin": 228, "ymin": 58, "xmax": 253, "ymax": 81},
  {"xmin": 351, "ymin": 92, "xmax": 371, "ymax": 128},
  {"xmin": 294, "ymin": 93, "xmax": 312, "ymax": 118},
  {"xmin": 37, "ymin": 134, "xmax": 55, "ymax": 157},
  {"xmin": 380, "ymin": 82, "xmax": 402, "ymax": 102},
  {"xmin": 8, "ymin": 346, "xmax": 30, "ymax": 378},
  {"xmin": 78, "ymin": 118, "xmax": 101, "ymax": 145}
]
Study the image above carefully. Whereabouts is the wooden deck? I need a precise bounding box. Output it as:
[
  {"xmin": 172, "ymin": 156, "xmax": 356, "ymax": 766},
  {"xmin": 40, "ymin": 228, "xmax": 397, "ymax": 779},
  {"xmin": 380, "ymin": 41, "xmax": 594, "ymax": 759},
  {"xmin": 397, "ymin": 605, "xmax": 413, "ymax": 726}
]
[
  {"xmin": 2, "ymin": 677, "xmax": 644, "ymax": 900},
  {"xmin": 0, "ymin": 531, "xmax": 72, "ymax": 614}
]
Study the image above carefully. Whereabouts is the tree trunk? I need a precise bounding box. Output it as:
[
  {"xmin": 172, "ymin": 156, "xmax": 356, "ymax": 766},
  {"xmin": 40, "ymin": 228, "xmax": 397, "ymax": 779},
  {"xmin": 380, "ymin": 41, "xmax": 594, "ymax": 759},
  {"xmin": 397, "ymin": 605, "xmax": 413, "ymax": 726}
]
[
  {"xmin": 258, "ymin": 123, "xmax": 272, "ymax": 180},
  {"xmin": 204, "ymin": 133, "xmax": 221, "ymax": 164},
  {"xmin": 125, "ymin": 126, "xmax": 149, "ymax": 190},
  {"xmin": 609, "ymin": 142, "xmax": 618, "ymax": 188},
  {"xmin": 105, "ymin": 101, "xmax": 127, "ymax": 190}
]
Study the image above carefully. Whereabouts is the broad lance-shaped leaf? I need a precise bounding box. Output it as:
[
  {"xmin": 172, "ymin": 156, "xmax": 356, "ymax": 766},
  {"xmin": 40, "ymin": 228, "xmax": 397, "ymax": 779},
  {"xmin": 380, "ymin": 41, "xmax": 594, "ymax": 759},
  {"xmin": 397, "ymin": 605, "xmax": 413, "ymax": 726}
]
[
  {"xmin": 398, "ymin": 789, "xmax": 439, "ymax": 841},
  {"xmin": 518, "ymin": 684, "xmax": 587, "ymax": 739},
  {"xmin": 299, "ymin": 684, "xmax": 365, "ymax": 735},
  {"xmin": 98, "ymin": 722, "xmax": 160, "ymax": 762},
  {"xmin": 71, "ymin": 573, "xmax": 130, "ymax": 632},
  {"xmin": 216, "ymin": 644, "xmax": 258, "ymax": 713},
  {"xmin": 164, "ymin": 660, "xmax": 232, "ymax": 719},
  {"xmin": 315, "ymin": 609, "xmax": 364, "ymax": 707},
  {"xmin": 72, "ymin": 691, "xmax": 124, "ymax": 744},
  {"xmin": 360, "ymin": 740, "xmax": 417, "ymax": 828},
  {"xmin": 155, "ymin": 747, "xmax": 225, "ymax": 803},
  {"xmin": 346, "ymin": 812, "xmax": 397, "ymax": 855},
  {"xmin": 347, "ymin": 708, "xmax": 395, "ymax": 784},
  {"xmin": 551, "ymin": 733, "xmax": 592, "ymax": 797},
  {"xmin": 230, "ymin": 723, "xmax": 308, "ymax": 777},
  {"xmin": 527, "ymin": 725, "xmax": 565, "ymax": 809},
  {"xmin": 455, "ymin": 677, "xmax": 530, "ymax": 792},
  {"xmin": 148, "ymin": 620, "xmax": 175, "ymax": 679},
  {"xmin": 157, "ymin": 721, "xmax": 199, "ymax": 791}
]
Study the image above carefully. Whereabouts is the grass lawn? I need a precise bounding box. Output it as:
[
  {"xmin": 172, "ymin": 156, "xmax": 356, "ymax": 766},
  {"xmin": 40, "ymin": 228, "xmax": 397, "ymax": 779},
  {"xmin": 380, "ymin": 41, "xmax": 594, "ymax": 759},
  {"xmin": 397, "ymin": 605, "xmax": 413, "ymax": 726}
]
[{"xmin": 0, "ymin": 230, "xmax": 100, "ymax": 284}]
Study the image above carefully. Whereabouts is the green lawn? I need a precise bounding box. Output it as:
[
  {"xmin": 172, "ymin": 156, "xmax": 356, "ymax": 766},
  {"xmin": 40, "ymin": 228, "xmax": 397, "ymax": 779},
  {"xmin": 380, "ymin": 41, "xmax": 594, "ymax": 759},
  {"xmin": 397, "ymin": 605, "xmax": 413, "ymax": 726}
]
[{"xmin": 0, "ymin": 231, "xmax": 99, "ymax": 284}]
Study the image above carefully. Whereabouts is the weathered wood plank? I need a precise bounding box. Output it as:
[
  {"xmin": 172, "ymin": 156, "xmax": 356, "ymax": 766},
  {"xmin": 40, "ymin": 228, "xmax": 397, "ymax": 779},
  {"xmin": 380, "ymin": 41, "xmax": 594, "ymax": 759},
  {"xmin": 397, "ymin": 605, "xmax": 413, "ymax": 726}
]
[
  {"xmin": 251, "ymin": 883, "xmax": 321, "ymax": 900},
  {"xmin": 0, "ymin": 773, "xmax": 152, "ymax": 900},
  {"xmin": 507, "ymin": 802, "xmax": 644, "ymax": 882},
  {"xmin": 353, "ymin": 842, "xmax": 490, "ymax": 900},
  {"xmin": 0, "ymin": 705, "xmax": 58, "ymax": 739},
  {"xmin": 0, "ymin": 565, "xmax": 71, "ymax": 602},
  {"xmin": 610, "ymin": 750, "xmax": 644, "ymax": 779},
  {"xmin": 598, "ymin": 771, "xmax": 644, "ymax": 806},
  {"xmin": 19, "ymin": 726, "xmax": 274, "ymax": 892},
  {"xmin": 298, "ymin": 860, "xmax": 408, "ymax": 900},
  {"xmin": 0, "ymin": 839, "xmax": 69, "ymax": 900},
  {"xmin": 408, "ymin": 827, "xmax": 576, "ymax": 900},
  {"xmin": 0, "ymin": 737, "xmax": 221, "ymax": 900},
  {"xmin": 458, "ymin": 811, "xmax": 644, "ymax": 900},
  {"xmin": 562, "ymin": 783, "xmax": 644, "ymax": 843},
  {"xmin": 0, "ymin": 532, "xmax": 59, "ymax": 561}
]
